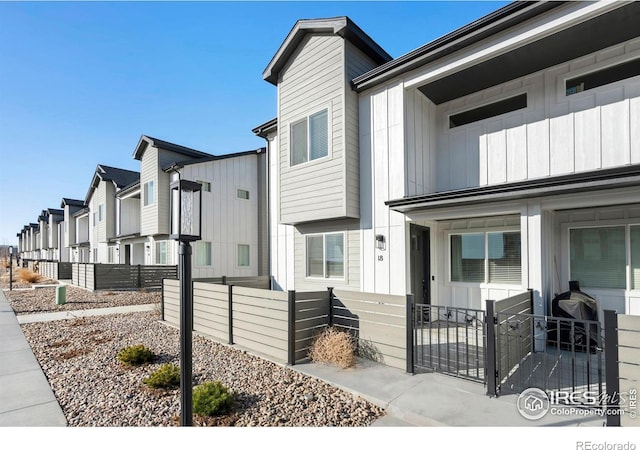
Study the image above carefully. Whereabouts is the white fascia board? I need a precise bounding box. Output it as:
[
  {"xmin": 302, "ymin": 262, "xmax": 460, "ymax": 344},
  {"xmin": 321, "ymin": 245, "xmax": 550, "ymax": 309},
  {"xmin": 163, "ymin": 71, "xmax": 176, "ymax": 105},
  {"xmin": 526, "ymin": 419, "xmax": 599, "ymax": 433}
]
[{"xmin": 403, "ymin": 1, "xmax": 625, "ymax": 90}]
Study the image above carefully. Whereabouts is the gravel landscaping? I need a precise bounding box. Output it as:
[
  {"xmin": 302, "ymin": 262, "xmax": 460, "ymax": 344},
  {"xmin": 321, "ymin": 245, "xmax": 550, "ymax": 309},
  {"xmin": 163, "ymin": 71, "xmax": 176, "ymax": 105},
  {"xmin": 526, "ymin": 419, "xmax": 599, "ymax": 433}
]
[{"xmin": 11, "ymin": 287, "xmax": 385, "ymax": 427}]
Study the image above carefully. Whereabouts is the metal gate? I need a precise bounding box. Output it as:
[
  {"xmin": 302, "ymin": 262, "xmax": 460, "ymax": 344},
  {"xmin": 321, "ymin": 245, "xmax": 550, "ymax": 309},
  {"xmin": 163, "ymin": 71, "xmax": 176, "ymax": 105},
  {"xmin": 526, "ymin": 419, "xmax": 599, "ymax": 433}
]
[
  {"xmin": 414, "ymin": 304, "xmax": 487, "ymax": 383},
  {"xmin": 495, "ymin": 311, "xmax": 604, "ymax": 397}
]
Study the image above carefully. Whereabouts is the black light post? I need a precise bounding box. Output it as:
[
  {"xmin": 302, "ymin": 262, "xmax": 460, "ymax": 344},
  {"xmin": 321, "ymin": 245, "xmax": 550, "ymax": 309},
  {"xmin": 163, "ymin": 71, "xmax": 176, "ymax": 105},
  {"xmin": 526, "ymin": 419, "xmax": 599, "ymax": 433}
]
[
  {"xmin": 9, "ymin": 246, "xmax": 13, "ymax": 291},
  {"xmin": 170, "ymin": 179, "xmax": 202, "ymax": 427}
]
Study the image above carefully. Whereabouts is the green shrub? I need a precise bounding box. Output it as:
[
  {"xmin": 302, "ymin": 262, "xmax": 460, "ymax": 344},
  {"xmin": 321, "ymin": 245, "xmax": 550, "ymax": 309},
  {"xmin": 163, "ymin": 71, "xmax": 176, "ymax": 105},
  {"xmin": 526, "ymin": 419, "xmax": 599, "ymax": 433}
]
[
  {"xmin": 143, "ymin": 363, "xmax": 180, "ymax": 389},
  {"xmin": 193, "ymin": 381, "xmax": 235, "ymax": 417},
  {"xmin": 117, "ymin": 344, "xmax": 156, "ymax": 366}
]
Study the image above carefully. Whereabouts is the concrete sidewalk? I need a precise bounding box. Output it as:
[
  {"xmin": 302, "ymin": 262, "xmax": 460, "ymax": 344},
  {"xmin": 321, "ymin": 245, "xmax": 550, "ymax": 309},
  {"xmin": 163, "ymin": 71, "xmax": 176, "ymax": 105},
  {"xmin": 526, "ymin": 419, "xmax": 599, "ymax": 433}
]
[
  {"xmin": 0, "ymin": 289, "xmax": 67, "ymax": 426},
  {"xmin": 0, "ymin": 287, "xmax": 607, "ymax": 427}
]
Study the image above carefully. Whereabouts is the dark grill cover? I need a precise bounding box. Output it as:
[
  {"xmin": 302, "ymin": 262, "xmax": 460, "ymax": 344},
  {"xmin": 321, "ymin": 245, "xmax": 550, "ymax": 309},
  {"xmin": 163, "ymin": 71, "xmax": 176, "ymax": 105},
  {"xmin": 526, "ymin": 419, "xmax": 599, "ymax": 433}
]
[{"xmin": 549, "ymin": 281, "xmax": 599, "ymax": 352}]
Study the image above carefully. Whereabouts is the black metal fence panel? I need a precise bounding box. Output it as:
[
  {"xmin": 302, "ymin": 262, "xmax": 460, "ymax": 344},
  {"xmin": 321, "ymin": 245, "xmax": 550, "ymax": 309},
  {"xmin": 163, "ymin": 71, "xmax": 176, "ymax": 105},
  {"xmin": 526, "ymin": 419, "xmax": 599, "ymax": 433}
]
[{"xmin": 413, "ymin": 304, "xmax": 487, "ymax": 383}]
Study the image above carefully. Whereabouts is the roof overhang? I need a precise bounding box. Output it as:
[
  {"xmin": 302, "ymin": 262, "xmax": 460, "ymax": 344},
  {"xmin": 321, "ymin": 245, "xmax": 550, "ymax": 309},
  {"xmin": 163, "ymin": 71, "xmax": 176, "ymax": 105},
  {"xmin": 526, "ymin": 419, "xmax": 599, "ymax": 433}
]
[
  {"xmin": 387, "ymin": 165, "xmax": 640, "ymax": 214},
  {"xmin": 133, "ymin": 135, "xmax": 213, "ymax": 161},
  {"xmin": 354, "ymin": 2, "xmax": 640, "ymax": 104},
  {"xmin": 252, "ymin": 118, "xmax": 277, "ymax": 138},
  {"xmin": 263, "ymin": 16, "xmax": 392, "ymax": 85},
  {"xmin": 162, "ymin": 147, "xmax": 266, "ymax": 172}
]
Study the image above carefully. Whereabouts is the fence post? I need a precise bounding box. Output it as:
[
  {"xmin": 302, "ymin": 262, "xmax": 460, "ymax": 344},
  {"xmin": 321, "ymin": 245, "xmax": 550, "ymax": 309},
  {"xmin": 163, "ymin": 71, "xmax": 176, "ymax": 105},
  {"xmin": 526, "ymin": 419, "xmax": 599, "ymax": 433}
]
[
  {"xmin": 137, "ymin": 264, "xmax": 142, "ymax": 289},
  {"xmin": 228, "ymin": 284, "xmax": 234, "ymax": 345},
  {"xmin": 160, "ymin": 279, "xmax": 165, "ymax": 321},
  {"xmin": 93, "ymin": 264, "xmax": 97, "ymax": 291},
  {"xmin": 327, "ymin": 287, "xmax": 334, "ymax": 327},
  {"xmin": 604, "ymin": 309, "xmax": 620, "ymax": 426},
  {"xmin": 222, "ymin": 275, "xmax": 227, "ymax": 285},
  {"xmin": 287, "ymin": 290, "xmax": 296, "ymax": 366},
  {"xmin": 485, "ymin": 300, "xmax": 498, "ymax": 397},
  {"xmin": 406, "ymin": 294, "xmax": 414, "ymax": 374}
]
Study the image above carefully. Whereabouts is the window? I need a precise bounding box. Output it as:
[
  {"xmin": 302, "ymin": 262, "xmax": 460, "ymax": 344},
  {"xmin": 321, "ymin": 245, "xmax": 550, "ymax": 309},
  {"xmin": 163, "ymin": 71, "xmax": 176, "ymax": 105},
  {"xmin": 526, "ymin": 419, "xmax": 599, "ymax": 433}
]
[
  {"xmin": 566, "ymin": 58, "xmax": 640, "ymax": 96},
  {"xmin": 144, "ymin": 181, "xmax": 154, "ymax": 206},
  {"xmin": 570, "ymin": 227, "xmax": 626, "ymax": 289},
  {"xmin": 291, "ymin": 109, "xmax": 328, "ymax": 165},
  {"xmin": 198, "ymin": 180, "xmax": 211, "ymax": 192},
  {"xmin": 449, "ymin": 94, "xmax": 527, "ymax": 128},
  {"xmin": 450, "ymin": 231, "xmax": 521, "ymax": 284},
  {"xmin": 156, "ymin": 241, "xmax": 168, "ymax": 265},
  {"xmin": 92, "ymin": 248, "xmax": 98, "ymax": 262},
  {"xmin": 237, "ymin": 244, "xmax": 250, "ymax": 267},
  {"xmin": 237, "ymin": 189, "xmax": 249, "ymax": 200},
  {"xmin": 92, "ymin": 212, "xmax": 97, "ymax": 227},
  {"xmin": 107, "ymin": 246, "xmax": 115, "ymax": 263},
  {"xmin": 98, "ymin": 204, "xmax": 105, "ymax": 222},
  {"xmin": 306, "ymin": 233, "xmax": 344, "ymax": 279},
  {"xmin": 195, "ymin": 241, "xmax": 212, "ymax": 266}
]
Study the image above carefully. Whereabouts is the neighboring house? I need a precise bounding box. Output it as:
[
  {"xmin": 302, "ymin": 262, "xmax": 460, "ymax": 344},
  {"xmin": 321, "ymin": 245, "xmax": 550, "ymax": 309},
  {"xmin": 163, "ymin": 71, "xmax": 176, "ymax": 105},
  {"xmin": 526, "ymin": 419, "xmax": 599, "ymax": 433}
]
[
  {"xmin": 257, "ymin": 2, "xmax": 640, "ymax": 319},
  {"xmin": 37, "ymin": 211, "xmax": 49, "ymax": 260},
  {"xmin": 112, "ymin": 180, "xmax": 144, "ymax": 265},
  {"xmin": 45, "ymin": 208, "xmax": 65, "ymax": 262},
  {"xmin": 84, "ymin": 164, "xmax": 140, "ymax": 264},
  {"xmin": 132, "ymin": 135, "xmax": 214, "ymax": 267},
  {"xmin": 71, "ymin": 206, "xmax": 90, "ymax": 263},
  {"xmin": 164, "ymin": 147, "xmax": 268, "ymax": 279},
  {"xmin": 61, "ymin": 198, "xmax": 86, "ymax": 263}
]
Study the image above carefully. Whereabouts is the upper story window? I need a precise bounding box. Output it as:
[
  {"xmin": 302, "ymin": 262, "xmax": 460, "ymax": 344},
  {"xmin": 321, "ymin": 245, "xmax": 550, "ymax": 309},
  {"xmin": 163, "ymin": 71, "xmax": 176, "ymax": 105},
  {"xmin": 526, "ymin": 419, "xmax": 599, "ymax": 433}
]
[
  {"xmin": 291, "ymin": 109, "xmax": 328, "ymax": 166},
  {"xmin": 566, "ymin": 57, "xmax": 640, "ymax": 96},
  {"xmin": 98, "ymin": 204, "xmax": 105, "ymax": 222},
  {"xmin": 144, "ymin": 181, "xmax": 154, "ymax": 206},
  {"xmin": 237, "ymin": 189, "xmax": 249, "ymax": 200},
  {"xmin": 198, "ymin": 180, "xmax": 211, "ymax": 192},
  {"xmin": 449, "ymin": 94, "xmax": 527, "ymax": 129},
  {"xmin": 237, "ymin": 244, "xmax": 250, "ymax": 267},
  {"xmin": 92, "ymin": 212, "xmax": 97, "ymax": 227}
]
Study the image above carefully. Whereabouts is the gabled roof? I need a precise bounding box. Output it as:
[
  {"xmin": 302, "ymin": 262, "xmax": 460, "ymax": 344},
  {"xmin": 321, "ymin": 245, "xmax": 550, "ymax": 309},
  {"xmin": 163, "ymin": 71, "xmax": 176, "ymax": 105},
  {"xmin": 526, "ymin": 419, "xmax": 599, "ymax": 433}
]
[
  {"xmin": 133, "ymin": 135, "xmax": 213, "ymax": 161},
  {"xmin": 263, "ymin": 16, "xmax": 392, "ymax": 85},
  {"xmin": 46, "ymin": 208, "xmax": 64, "ymax": 216},
  {"xmin": 60, "ymin": 198, "xmax": 85, "ymax": 208},
  {"xmin": 85, "ymin": 164, "xmax": 140, "ymax": 203},
  {"xmin": 115, "ymin": 180, "xmax": 141, "ymax": 199},
  {"xmin": 163, "ymin": 147, "xmax": 266, "ymax": 172}
]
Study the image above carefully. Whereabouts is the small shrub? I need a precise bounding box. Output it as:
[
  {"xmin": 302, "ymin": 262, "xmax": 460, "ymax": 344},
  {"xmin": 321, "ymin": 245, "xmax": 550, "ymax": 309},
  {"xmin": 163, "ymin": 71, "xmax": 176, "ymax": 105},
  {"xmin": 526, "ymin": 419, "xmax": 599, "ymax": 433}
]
[
  {"xmin": 193, "ymin": 381, "xmax": 235, "ymax": 417},
  {"xmin": 143, "ymin": 363, "xmax": 180, "ymax": 389},
  {"xmin": 308, "ymin": 326, "xmax": 356, "ymax": 369},
  {"xmin": 117, "ymin": 344, "xmax": 156, "ymax": 366},
  {"xmin": 16, "ymin": 268, "xmax": 41, "ymax": 284}
]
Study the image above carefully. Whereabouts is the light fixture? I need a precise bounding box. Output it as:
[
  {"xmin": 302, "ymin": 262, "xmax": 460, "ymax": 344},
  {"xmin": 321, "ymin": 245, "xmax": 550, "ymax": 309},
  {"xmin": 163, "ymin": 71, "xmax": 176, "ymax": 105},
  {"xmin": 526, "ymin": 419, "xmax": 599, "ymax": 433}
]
[
  {"xmin": 170, "ymin": 179, "xmax": 202, "ymax": 242},
  {"xmin": 375, "ymin": 234, "xmax": 386, "ymax": 251},
  {"xmin": 169, "ymin": 178, "xmax": 202, "ymax": 427}
]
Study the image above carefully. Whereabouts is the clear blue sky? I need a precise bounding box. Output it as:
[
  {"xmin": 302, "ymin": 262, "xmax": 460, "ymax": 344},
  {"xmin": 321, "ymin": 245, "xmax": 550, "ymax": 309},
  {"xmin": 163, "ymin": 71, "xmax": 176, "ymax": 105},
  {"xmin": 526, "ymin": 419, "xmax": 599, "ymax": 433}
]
[{"xmin": 0, "ymin": 0, "xmax": 508, "ymax": 246}]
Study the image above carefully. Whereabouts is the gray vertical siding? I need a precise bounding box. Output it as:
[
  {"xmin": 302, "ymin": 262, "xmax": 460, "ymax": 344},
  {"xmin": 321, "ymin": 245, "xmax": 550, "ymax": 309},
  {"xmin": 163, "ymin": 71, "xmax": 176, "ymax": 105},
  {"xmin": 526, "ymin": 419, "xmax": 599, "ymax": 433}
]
[{"xmin": 278, "ymin": 34, "xmax": 353, "ymax": 224}]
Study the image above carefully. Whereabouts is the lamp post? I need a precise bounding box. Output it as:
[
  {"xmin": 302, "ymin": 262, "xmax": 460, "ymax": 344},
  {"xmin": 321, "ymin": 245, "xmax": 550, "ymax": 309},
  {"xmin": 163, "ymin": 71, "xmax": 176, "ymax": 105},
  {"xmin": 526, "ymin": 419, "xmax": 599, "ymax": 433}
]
[
  {"xmin": 8, "ymin": 246, "xmax": 13, "ymax": 291},
  {"xmin": 170, "ymin": 179, "xmax": 202, "ymax": 427}
]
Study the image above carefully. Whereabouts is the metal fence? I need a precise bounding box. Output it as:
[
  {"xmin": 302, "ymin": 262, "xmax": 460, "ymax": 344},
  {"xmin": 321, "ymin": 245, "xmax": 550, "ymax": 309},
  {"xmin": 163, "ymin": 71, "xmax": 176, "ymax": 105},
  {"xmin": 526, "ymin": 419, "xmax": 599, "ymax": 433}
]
[{"xmin": 413, "ymin": 304, "xmax": 486, "ymax": 382}]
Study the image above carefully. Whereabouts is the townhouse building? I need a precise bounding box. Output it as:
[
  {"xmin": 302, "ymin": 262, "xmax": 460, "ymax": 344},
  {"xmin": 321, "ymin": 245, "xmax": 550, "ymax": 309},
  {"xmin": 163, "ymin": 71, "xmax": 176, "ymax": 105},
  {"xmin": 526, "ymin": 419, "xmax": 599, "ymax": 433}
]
[{"xmin": 257, "ymin": 1, "xmax": 640, "ymax": 319}]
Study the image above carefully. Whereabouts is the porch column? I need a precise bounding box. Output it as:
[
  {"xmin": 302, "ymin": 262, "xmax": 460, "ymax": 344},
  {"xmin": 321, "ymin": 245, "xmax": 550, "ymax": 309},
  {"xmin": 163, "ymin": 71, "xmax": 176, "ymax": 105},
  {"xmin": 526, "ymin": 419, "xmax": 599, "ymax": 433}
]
[{"xmin": 521, "ymin": 202, "xmax": 547, "ymax": 352}]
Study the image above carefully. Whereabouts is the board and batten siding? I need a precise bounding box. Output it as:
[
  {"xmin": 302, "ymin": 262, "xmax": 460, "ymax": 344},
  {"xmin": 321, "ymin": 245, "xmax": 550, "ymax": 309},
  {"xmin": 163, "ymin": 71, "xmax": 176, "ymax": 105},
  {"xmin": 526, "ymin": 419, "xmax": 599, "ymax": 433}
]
[
  {"xmin": 180, "ymin": 153, "xmax": 263, "ymax": 279},
  {"xmin": 293, "ymin": 219, "xmax": 360, "ymax": 292},
  {"xmin": 278, "ymin": 33, "xmax": 352, "ymax": 224},
  {"xmin": 119, "ymin": 196, "xmax": 141, "ymax": 237},
  {"xmin": 403, "ymin": 37, "xmax": 640, "ymax": 196},
  {"xmin": 141, "ymin": 147, "xmax": 193, "ymax": 237}
]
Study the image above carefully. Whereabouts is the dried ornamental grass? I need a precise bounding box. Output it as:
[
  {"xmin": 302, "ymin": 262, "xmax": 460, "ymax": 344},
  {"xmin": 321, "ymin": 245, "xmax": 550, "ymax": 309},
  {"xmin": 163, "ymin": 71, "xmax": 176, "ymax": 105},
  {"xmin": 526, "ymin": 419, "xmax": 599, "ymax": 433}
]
[
  {"xmin": 16, "ymin": 268, "xmax": 41, "ymax": 284},
  {"xmin": 308, "ymin": 326, "xmax": 356, "ymax": 369}
]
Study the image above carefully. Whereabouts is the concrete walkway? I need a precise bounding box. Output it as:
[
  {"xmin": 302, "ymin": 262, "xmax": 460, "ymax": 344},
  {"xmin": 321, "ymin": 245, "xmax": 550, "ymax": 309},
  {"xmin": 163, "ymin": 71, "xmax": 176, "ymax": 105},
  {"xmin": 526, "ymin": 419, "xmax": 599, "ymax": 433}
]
[
  {"xmin": 0, "ymin": 289, "xmax": 67, "ymax": 426},
  {"xmin": 0, "ymin": 288, "xmax": 607, "ymax": 427}
]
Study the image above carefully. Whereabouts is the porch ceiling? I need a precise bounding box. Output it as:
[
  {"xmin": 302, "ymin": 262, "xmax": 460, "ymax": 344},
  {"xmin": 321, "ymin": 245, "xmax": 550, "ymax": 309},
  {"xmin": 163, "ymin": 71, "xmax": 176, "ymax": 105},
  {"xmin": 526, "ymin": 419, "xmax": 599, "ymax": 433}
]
[{"xmin": 418, "ymin": 2, "xmax": 640, "ymax": 104}]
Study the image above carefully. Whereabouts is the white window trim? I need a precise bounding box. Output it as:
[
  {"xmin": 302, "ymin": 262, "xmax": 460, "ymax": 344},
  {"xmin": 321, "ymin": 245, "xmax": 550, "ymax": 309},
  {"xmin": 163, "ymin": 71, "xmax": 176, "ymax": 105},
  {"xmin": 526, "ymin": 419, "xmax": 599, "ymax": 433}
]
[
  {"xmin": 446, "ymin": 227, "xmax": 522, "ymax": 288},
  {"xmin": 287, "ymin": 104, "xmax": 332, "ymax": 168},
  {"xmin": 195, "ymin": 241, "xmax": 212, "ymax": 267},
  {"xmin": 236, "ymin": 188, "xmax": 250, "ymax": 200},
  {"xmin": 558, "ymin": 48, "xmax": 640, "ymax": 102},
  {"xmin": 304, "ymin": 231, "xmax": 346, "ymax": 281},
  {"xmin": 197, "ymin": 180, "xmax": 212, "ymax": 192},
  {"xmin": 236, "ymin": 243, "xmax": 251, "ymax": 268},
  {"xmin": 144, "ymin": 180, "xmax": 155, "ymax": 207},
  {"xmin": 563, "ymin": 221, "xmax": 640, "ymax": 293}
]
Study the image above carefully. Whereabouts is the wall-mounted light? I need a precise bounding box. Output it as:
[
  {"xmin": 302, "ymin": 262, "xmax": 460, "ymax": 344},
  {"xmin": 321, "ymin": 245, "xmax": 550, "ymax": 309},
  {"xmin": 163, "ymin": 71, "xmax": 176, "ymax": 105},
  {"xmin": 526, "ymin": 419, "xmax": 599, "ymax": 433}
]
[{"xmin": 375, "ymin": 234, "xmax": 386, "ymax": 251}]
